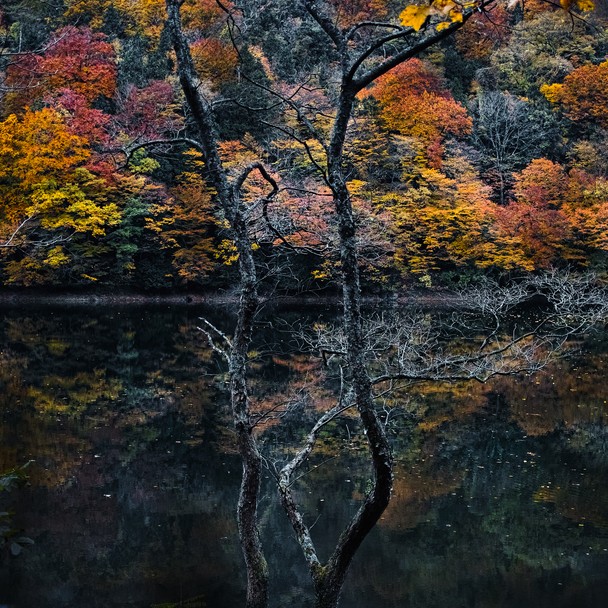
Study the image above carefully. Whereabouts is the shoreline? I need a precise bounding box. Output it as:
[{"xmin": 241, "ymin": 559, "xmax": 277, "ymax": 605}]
[{"xmin": 0, "ymin": 289, "xmax": 459, "ymax": 308}]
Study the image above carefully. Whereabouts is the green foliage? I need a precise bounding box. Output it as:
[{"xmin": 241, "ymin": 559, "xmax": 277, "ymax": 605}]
[{"xmin": 492, "ymin": 11, "xmax": 606, "ymax": 97}]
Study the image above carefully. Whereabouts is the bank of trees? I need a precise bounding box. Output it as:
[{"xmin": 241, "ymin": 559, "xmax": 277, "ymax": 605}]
[
  {"xmin": 2, "ymin": 1, "xmax": 608, "ymax": 608},
  {"xmin": 0, "ymin": 0, "xmax": 606, "ymax": 289},
  {"xmin": 155, "ymin": 3, "xmax": 608, "ymax": 606}
]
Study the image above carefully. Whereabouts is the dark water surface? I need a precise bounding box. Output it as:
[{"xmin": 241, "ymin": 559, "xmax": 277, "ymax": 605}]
[{"xmin": 1, "ymin": 305, "xmax": 607, "ymax": 607}]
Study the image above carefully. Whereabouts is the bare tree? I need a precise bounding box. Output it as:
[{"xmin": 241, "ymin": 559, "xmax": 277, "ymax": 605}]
[
  {"xmin": 266, "ymin": 3, "xmax": 494, "ymax": 606},
  {"xmin": 471, "ymin": 89, "xmax": 557, "ymax": 204},
  {"xmin": 159, "ymin": 2, "xmax": 604, "ymax": 608},
  {"xmin": 164, "ymin": 3, "xmax": 280, "ymax": 605}
]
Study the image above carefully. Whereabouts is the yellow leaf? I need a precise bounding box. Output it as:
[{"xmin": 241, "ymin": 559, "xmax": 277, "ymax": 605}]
[
  {"xmin": 436, "ymin": 21, "xmax": 451, "ymax": 31},
  {"xmin": 540, "ymin": 83, "xmax": 563, "ymax": 104},
  {"xmin": 433, "ymin": 0, "xmax": 453, "ymax": 8},
  {"xmin": 44, "ymin": 246, "xmax": 70, "ymax": 268},
  {"xmin": 434, "ymin": 0, "xmax": 457, "ymax": 14},
  {"xmin": 576, "ymin": 0, "xmax": 594, "ymax": 10},
  {"xmin": 448, "ymin": 8, "xmax": 464, "ymax": 22},
  {"xmin": 400, "ymin": 5, "xmax": 431, "ymax": 31}
]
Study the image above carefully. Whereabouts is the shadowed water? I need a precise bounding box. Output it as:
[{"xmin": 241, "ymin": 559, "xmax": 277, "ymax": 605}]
[{"xmin": 1, "ymin": 305, "xmax": 607, "ymax": 607}]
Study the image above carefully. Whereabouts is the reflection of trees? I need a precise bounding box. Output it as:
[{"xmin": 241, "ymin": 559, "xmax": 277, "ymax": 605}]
[
  {"xmin": 7, "ymin": 445, "xmax": 246, "ymax": 608},
  {"xmin": 339, "ymin": 406, "xmax": 608, "ymax": 608},
  {"xmin": 0, "ymin": 308, "xmax": 231, "ymax": 484},
  {"xmin": 2, "ymin": 308, "xmax": 608, "ymax": 607},
  {"xmin": 501, "ymin": 351, "xmax": 608, "ymax": 436},
  {"xmin": 0, "ymin": 308, "xmax": 251, "ymax": 607}
]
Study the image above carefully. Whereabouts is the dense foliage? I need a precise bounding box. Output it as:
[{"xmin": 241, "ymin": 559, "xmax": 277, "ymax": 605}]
[{"xmin": 0, "ymin": 0, "xmax": 607, "ymax": 290}]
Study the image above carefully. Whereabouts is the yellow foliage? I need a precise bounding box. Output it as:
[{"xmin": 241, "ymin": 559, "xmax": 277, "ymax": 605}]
[
  {"xmin": 0, "ymin": 111, "xmax": 120, "ymax": 240},
  {"xmin": 560, "ymin": 0, "xmax": 595, "ymax": 10},
  {"xmin": 540, "ymin": 83, "xmax": 563, "ymax": 103},
  {"xmin": 399, "ymin": 5, "xmax": 431, "ymax": 31},
  {"xmin": 400, "ymin": 1, "xmax": 466, "ymax": 32},
  {"xmin": 0, "ymin": 109, "xmax": 90, "ymax": 221},
  {"xmin": 216, "ymin": 239, "xmax": 239, "ymax": 265},
  {"xmin": 576, "ymin": 0, "xmax": 595, "ymax": 9},
  {"xmin": 43, "ymin": 246, "xmax": 70, "ymax": 268}
]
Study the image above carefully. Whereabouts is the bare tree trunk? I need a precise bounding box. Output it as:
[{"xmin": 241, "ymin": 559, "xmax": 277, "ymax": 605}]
[
  {"xmin": 230, "ymin": 209, "xmax": 269, "ymax": 608},
  {"xmin": 165, "ymin": 3, "xmax": 268, "ymax": 606},
  {"xmin": 275, "ymin": 73, "xmax": 394, "ymax": 608},
  {"xmin": 273, "ymin": 1, "xmax": 484, "ymax": 595},
  {"xmin": 314, "ymin": 90, "xmax": 393, "ymax": 608}
]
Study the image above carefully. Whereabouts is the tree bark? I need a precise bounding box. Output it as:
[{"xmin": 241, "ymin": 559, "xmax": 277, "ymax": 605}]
[
  {"xmin": 165, "ymin": 3, "xmax": 268, "ymax": 607},
  {"xmin": 314, "ymin": 88, "xmax": 393, "ymax": 608}
]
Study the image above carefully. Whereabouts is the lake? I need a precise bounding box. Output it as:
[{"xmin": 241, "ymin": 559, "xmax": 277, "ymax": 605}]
[{"xmin": 1, "ymin": 303, "xmax": 607, "ymax": 607}]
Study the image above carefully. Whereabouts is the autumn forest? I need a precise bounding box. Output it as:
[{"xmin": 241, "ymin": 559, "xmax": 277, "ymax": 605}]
[
  {"xmin": 3, "ymin": 2, "xmax": 608, "ymax": 608},
  {"xmin": 0, "ymin": 0, "xmax": 607, "ymax": 291}
]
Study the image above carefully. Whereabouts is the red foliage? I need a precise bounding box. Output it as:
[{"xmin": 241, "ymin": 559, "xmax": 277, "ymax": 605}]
[
  {"xmin": 115, "ymin": 81, "xmax": 182, "ymax": 141},
  {"xmin": 6, "ymin": 27, "xmax": 117, "ymax": 109},
  {"xmin": 52, "ymin": 89, "xmax": 112, "ymax": 146},
  {"xmin": 497, "ymin": 159, "xmax": 573, "ymax": 268}
]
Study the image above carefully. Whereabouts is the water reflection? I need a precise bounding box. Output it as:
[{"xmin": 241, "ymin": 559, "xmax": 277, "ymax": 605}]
[{"xmin": 0, "ymin": 306, "xmax": 607, "ymax": 607}]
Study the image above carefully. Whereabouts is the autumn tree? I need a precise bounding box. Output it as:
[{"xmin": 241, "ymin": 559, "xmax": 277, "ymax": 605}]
[
  {"xmin": 542, "ymin": 60, "xmax": 608, "ymax": 128},
  {"xmin": 365, "ymin": 58, "xmax": 472, "ymax": 167},
  {"xmin": 496, "ymin": 158, "xmax": 574, "ymax": 269},
  {"xmin": 0, "ymin": 108, "xmax": 121, "ymax": 283},
  {"xmin": 158, "ymin": 2, "xmax": 602, "ymax": 608},
  {"xmin": 4, "ymin": 26, "xmax": 117, "ymax": 111},
  {"xmin": 0, "ymin": 0, "xmax": 605, "ymax": 606}
]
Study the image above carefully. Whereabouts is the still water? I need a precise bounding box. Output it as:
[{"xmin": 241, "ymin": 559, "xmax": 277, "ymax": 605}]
[{"xmin": 0, "ymin": 305, "xmax": 607, "ymax": 607}]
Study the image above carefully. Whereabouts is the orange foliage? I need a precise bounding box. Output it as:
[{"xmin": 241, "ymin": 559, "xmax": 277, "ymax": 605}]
[
  {"xmin": 562, "ymin": 169, "xmax": 608, "ymax": 254},
  {"xmin": 150, "ymin": 152, "xmax": 218, "ymax": 283},
  {"xmin": 542, "ymin": 61, "xmax": 608, "ymax": 127},
  {"xmin": 455, "ymin": 5, "xmax": 510, "ymax": 60},
  {"xmin": 365, "ymin": 59, "xmax": 472, "ymax": 166},
  {"xmin": 181, "ymin": 0, "xmax": 230, "ymax": 33},
  {"xmin": 327, "ymin": 0, "xmax": 390, "ymax": 27},
  {"xmin": 0, "ymin": 109, "xmax": 121, "ymax": 283},
  {"xmin": 64, "ymin": 0, "xmax": 228, "ymax": 39},
  {"xmin": 384, "ymin": 156, "xmax": 528, "ymax": 277},
  {"xmin": 496, "ymin": 159, "xmax": 574, "ymax": 268},
  {"xmin": 191, "ymin": 38, "xmax": 239, "ymax": 86},
  {"xmin": 513, "ymin": 157, "xmax": 568, "ymax": 209},
  {"xmin": 0, "ymin": 108, "xmax": 90, "ymax": 222}
]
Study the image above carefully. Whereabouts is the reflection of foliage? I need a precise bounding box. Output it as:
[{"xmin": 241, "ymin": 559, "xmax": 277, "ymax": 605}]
[
  {"xmin": 2, "ymin": 307, "xmax": 608, "ymax": 605},
  {"xmin": 482, "ymin": 499, "xmax": 584, "ymax": 570},
  {"xmin": 27, "ymin": 370, "xmax": 122, "ymax": 415},
  {"xmin": 568, "ymin": 424, "xmax": 608, "ymax": 468}
]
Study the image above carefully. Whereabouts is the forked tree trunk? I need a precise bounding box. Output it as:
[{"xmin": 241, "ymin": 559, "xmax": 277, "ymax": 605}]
[
  {"xmin": 314, "ymin": 90, "xmax": 394, "ymax": 608},
  {"xmin": 165, "ymin": 2, "xmax": 268, "ymax": 606},
  {"xmin": 276, "ymin": 81, "xmax": 394, "ymax": 608}
]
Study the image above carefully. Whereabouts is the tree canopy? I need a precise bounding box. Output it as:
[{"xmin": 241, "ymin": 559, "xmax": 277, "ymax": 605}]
[{"xmin": 0, "ymin": 0, "xmax": 605, "ymax": 289}]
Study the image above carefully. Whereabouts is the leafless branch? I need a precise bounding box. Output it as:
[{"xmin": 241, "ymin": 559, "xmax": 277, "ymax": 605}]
[
  {"xmin": 197, "ymin": 316, "xmax": 232, "ymax": 363},
  {"xmin": 0, "ymin": 215, "xmax": 37, "ymax": 248}
]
